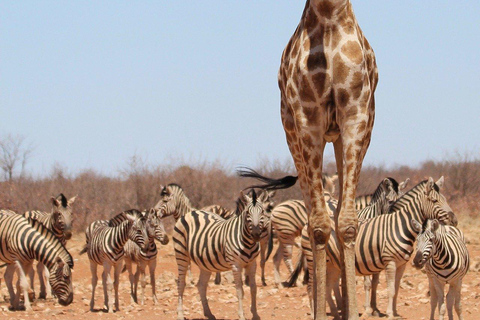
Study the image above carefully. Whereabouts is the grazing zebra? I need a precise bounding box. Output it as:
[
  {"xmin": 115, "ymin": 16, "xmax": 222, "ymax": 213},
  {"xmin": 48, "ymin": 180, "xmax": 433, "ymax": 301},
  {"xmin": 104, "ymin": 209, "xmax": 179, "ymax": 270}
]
[
  {"xmin": 272, "ymin": 176, "xmax": 407, "ymax": 287},
  {"xmin": 82, "ymin": 211, "xmax": 149, "ymax": 312},
  {"xmin": 23, "ymin": 193, "xmax": 77, "ymax": 299},
  {"xmin": 0, "ymin": 209, "xmax": 74, "ymax": 311},
  {"xmin": 299, "ymin": 177, "xmax": 458, "ymax": 319},
  {"xmin": 174, "ymin": 189, "xmax": 271, "ymax": 320},
  {"xmin": 124, "ymin": 208, "xmax": 169, "ymax": 305},
  {"xmin": 412, "ymin": 219, "xmax": 469, "ymax": 320}
]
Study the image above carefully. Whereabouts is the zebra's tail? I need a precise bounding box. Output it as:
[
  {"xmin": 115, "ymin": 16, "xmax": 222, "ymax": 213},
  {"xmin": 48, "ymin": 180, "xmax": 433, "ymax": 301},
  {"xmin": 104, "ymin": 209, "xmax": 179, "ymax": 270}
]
[
  {"xmin": 265, "ymin": 223, "xmax": 274, "ymax": 262},
  {"xmin": 0, "ymin": 263, "xmax": 7, "ymax": 268},
  {"xmin": 79, "ymin": 245, "xmax": 88, "ymax": 255},
  {"xmin": 237, "ymin": 167, "xmax": 298, "ymax": 191},
  {"xmin": 285, "ymin": 251, "xmax": 304, "ymax": 287}
]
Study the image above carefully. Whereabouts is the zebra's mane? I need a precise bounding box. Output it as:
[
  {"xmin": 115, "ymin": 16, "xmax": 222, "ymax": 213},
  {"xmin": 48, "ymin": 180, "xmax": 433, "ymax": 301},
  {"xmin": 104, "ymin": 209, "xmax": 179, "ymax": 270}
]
[
  {"xmin": 388, "ymin": 179, "xmax": 430, "ymax": 213},
  {"xmin": 55, "ymin": 193, "xmax": 68, "ymax": 208},
  {"xmin": 108, "ymin": 209, "xmax": 143, "ymax": 226},
  {"xmin": 386, "ymin": 177, "xmax": 399, "ymax": 193},
  {"xmin": 26, "ymin": 217, "xmax": 74, "ymax": 268}
]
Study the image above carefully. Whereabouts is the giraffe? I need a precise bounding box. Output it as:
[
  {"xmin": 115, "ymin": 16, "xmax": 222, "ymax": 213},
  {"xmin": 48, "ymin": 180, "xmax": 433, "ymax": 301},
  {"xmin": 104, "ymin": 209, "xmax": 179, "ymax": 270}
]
[{"xmin": 278, "ymin": 1, "xmax": 378, "ymax": 319}]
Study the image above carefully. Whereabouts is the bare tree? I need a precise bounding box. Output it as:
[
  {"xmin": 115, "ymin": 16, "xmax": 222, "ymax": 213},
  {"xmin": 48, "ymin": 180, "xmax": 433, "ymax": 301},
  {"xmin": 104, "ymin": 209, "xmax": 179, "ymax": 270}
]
[{"xmin": 0, "ymin": 134, "xmax": 33, "ymax": 181}]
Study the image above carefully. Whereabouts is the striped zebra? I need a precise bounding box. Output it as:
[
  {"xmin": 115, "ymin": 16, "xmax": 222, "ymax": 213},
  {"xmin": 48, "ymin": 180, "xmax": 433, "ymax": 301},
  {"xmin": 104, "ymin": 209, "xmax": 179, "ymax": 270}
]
[
  {"xmin": 123, "ymin": 208, "xmax": 169, "ymax": 305},
  {"xmin": 0, "ymin": 209, "xmax": 74, "ymax": 311},
  {"xmin": 272, "ymin": 176, "xmax": 407, "ymax": 287},
  {"xmin": 174, "ymin": 189, "xmax": 271, "ymax": 320},
  {"xmin": 23, "ymin": 193, "xmax": 76, "ymax": 299},
  {"xmin": 300, "ymin": 177, "xmax": 458, "ymax": 318},
  {"xmin": 201, "ymin": 192, "xmax": 275, "ymax": 286},
  {"xmin": 411, "ymin": 219, "xmax": 469, "ymax": 320},
  {"xmin": 82, "ymin": 211, "xmax": 149, "ymax": 312},
  {"xmin": 355, "ymin": 178, "xmax": 410, "ymax": 211}
]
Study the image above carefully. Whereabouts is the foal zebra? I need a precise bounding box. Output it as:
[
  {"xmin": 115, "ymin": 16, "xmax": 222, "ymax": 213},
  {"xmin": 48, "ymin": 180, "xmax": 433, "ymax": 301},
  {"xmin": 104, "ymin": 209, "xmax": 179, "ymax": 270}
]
[
  {"xmin": 174, "ymin": 189, "xmax": 271, "ymax": 320},
  {"xmin": 412, "ymin": 219, "xmax": 469, "ymax": 320},
  {"xmin": 123, "ymin": 208, "xmax": 169, "ymax": 305},
  {"xmin": 0, "ymin": 210, "xmax": 74, "ymax": 310},
  {"xmin": 23, "ymin": 193, "xmax": 76, "ymax": 299},
  {"xmin": 300, "ymin": 177, "xmax": 458, "ymax": 318},
  {"xmin": 82, "ymin": 211, "xmax": 149, "ymax": 312}
]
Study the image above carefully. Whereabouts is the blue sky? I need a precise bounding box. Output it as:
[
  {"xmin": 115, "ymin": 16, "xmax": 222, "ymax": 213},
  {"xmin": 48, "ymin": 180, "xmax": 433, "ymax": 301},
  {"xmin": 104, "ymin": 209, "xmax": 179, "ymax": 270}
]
[{"xmin": 1, "ymin": 1, "xmax": 479, "ymax": 177}]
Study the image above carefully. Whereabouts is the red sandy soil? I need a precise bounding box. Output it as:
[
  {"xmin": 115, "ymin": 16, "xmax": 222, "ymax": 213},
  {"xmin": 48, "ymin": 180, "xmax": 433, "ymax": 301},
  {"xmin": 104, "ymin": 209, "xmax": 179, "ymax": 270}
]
[{"xmin": 1, "ymin": 220, "xmax": 479, "ymax": 320}]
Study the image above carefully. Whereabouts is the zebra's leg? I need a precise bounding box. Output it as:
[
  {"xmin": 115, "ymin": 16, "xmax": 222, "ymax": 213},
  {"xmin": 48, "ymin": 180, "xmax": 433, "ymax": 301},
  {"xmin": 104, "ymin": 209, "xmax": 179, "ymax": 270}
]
[
  {"xmin": 370, "ymin": 272, "xmax": 381, "ymax": 316},
  {"xmin": 362, "ymin": 275, "xmax": 372, "ymax": 316},
  {"xmin": 246, "ymin": 261, "xmax": 260, "ymax": 320},
  {"xmin": 384, "ymin": 261, "xmax": 397, "ymax": 318},
  {"xmin": 451, "ymin": 278, "xmax": 463, "ymax": 320},
  {"xmin": 176, "ymin": 254, "xmax": 189, "ymax": 320},
  {"xmin": 434, "ymin": 280, "xmax": 446, "ymax": 320},
  {"xmin": 15, "ymin": 261, "xmax": 32, "ymax": 311},
  {"xmin": 232, "ymin": 264, "xmax": 246, "ymax": 320},
  {"xmin": 27, "ymin": 262, "xmax": 36, "ymax": 300},
  {"xmin": 37, "ymin": 262, "xmax": 52, "ymax": 299},
  {"xmin": 113, "ymin": 261, "xmax": 123, "ymax": 311},
  {"xmin": 272, "ymin": 242, "xmax": 283, "ymax": 287},
  {"xmin": 259, "ymin": 236, "xmax": 267, "ymax": 286},
  {"xmin": 124, "ymin": 258, "xmax": 136, "ymax": 304},
  {"xmin": 187, "ymin": 262, "xmax": 194, "ymax": 285},
  {"xmin": 102, "ymin": 262, "xmax": 113, "ymax": 313},
  {"xmin": 428, "ymin": 276, "xmax": 437, "ymax": 320},
  {"xmin": 214, "ymin": 272, "xmax": 222, "ymax": 285},
  {"xmin": 392, "ymin": 263, "xmax": 407, "ymax": 317},
  {"xmin": 138, "ymin": 261, "xmax": 147, "ymax": 305},
  {"xmin": 4, "ymin": 264, "xmax": 17, "ymax": 310},
  {"xmin": 446, "ymin": 281, "xmax": 455, "ymax": 320},
  {"xmin": 89, "ymin": 260, "xmax": 98, "ymax": 311},
  {"xmin": 197, "ymin": 269, "xmax": 215, "ymax": 320},
  {"xmin": 325, "ymin": 262, "xmax": 341, "ymax": 320},
  {"xmin": 148, "ymin": 258, "xmax": 158, "ymax": 305}
]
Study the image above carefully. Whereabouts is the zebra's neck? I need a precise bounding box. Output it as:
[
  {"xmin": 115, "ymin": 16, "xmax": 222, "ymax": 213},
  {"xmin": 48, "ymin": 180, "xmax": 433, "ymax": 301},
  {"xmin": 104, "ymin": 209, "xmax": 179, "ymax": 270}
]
[
  {"xmin": 174, "ymin": 192, "xmax": 195, "ymax": 221},
  {"xmin": 111, "ymin": 220, "xmax": 134, "ymax": 251}
]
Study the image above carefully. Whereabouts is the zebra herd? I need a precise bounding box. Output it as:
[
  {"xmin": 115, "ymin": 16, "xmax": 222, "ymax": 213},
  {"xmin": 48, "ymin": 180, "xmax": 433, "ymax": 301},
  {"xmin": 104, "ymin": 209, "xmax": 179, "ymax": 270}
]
[{"xmin": 0, "ymin": 174, "xmax": 470, "ymax": 320}]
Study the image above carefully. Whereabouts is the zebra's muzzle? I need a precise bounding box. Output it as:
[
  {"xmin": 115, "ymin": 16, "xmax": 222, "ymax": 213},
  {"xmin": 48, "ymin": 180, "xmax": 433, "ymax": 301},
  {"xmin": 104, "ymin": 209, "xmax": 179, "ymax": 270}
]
[
  {"xmin": 161, "ymin": 236, "xmax": 169, "ymax": 245},
  {"xmin": 412, "ymin": 252, "xmax": 427, "ymax": 269},
  {"xmin": 58, "ymin": 291, "xmax": 74, "ymax": 306}
]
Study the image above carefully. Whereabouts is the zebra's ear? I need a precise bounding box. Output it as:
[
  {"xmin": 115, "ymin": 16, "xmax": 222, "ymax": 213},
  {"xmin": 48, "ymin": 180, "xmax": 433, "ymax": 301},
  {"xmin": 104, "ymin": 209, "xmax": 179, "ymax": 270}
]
[
  {"xmin": 399, "ymin": 178, "xmax": 410, "ymax": 193},
  {"xmin": 435, "ymin": 176, "xmax": 445, "ymax": 190},
  {"xmin": 51, "ymin": 197, "xmax": 61, "ymax": 208},
  {"xmin": 56, "ymin": 257, "xmax": 65, "ymax": 268},
  {"xmin": 268, "ymin": 191, "xmax": 276, "ymax": 199},
  {"xmin": 68, "ymin": 195, "xmax": 77, "ymax": 206},
  {"xmin": 411, "ymin": 219, "xmax": 422, "ymax": 233},
  {"xmin": 125, "ymin": 213, "xmax": 136, "ymax": 222},
  {"xmin": 425, "ymin": 177, "xmax": 435, "ymax": 196},
  {"xmin": 430, "ymin": 219, "xmax": 440, "ymax": 232}
]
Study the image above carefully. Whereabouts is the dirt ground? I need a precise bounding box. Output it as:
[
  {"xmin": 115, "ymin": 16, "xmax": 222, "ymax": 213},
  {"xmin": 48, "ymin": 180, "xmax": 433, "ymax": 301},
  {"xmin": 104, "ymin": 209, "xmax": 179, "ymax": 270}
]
[{"xmin": 0, "ymin": 220, "xmax": 479, "ymax": 320}]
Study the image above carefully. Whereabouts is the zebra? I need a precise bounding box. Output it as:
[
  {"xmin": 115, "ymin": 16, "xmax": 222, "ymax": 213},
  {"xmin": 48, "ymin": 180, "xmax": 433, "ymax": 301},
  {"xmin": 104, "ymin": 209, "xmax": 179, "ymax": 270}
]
[
  {"xmin": 411, "ymin": 219, "xmax": 469, "ymax": 320},
  {"xmin": 155, "ymin": 183, "xmax": 275, "ymax": 286},
  {"xmin": 123, "ymin": 208, "xmax": 169, "ymax": 305},
  {"xmin": 23, "ymin": 193, "xmax": 77, "ymax": 299},
  {"xmin": 299, "ymin": 177, "xmax": 458, "ymax": 319},
  {"xmin": 81, "ymin": 211, "xmax": 149, "ymax": 312},
  {"xmin": 272, "ymin": 176, "xmax": 408, "ymax": 287},
  {"xmin": 201, "ymin": 191, "xmax": 275, "ymax": 286},
  {"xmin": 174, "ymin": 189, "xmax": 271, "ymax": 320},
  {"xmin": 0, "ymin": 209, "xmax": 74, "ymax": 311}
]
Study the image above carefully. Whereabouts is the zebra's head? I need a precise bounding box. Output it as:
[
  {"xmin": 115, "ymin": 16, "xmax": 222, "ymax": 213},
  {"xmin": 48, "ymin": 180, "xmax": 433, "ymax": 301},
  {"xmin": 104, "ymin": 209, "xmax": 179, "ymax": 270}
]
[
  {"xmin": 147, "ymin": 208, "xmax": 169, "ymax": 245},
  {"xmin": 238, "ymin": 189, "xmax": 271, "ymax": 242},
  {"xmin": 126, "ymin": 213, "xmax": 149, "ymax": 252},
  {"xmin": 421, "ymin": 177, "xmax": 457, "ymax": 226},
  {"xmin": 51, "ymin": 193, "xmax": 77, "ymax": 241},
  {"xmin": 49, "ymin": 256, "xmax": 74, "ymax": 306},
  {"xmin": 155, "ymin": 184, "xmax": 189, "ymax": 220},
  {"xmin": 411, "ymin": 219, "xmax": 439, "ymax": 269}
]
